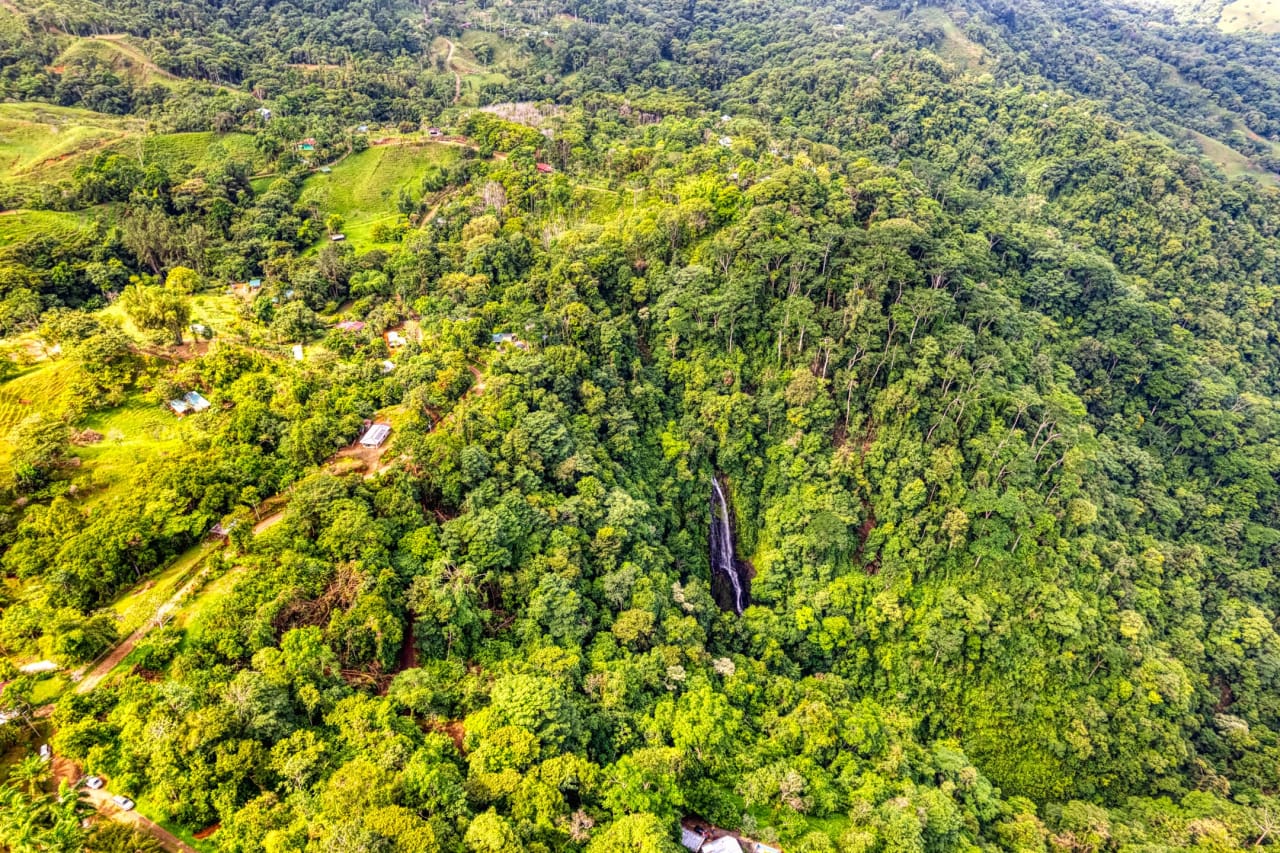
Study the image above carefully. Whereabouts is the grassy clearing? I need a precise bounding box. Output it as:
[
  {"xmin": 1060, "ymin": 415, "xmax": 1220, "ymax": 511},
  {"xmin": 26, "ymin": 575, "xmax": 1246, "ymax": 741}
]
[
  {"xmin": 0, "ymin": 102, "xmax": 137, "ymax": 183},
  {"xmin": 1218, "ymin": 0, "xmax": 1280, "ymax": 32},
  {"xmin": 73, "ymin": 395, "xmax": 194, "ymax": 505},
  {"xmin": 0, "ymin": 100, "xmax": 257, "ymax": 192},
  {"xmin": 299, "ymin": 143, "xmax": 458, "ymax": 248},
  {"xmin": 190, "ymin": 292, "xmax": 243, "ymax": 333},
  {"xmin": 458, "ymin": 30, "xmax": 525, "ymax": 68},
  {"xmin": 0, "ymin": 208, "xmax": 97, "ymax": 246},
  {"xmin": 1187, "ymin": 128, "xmax": 1280, "ymax": 186},
  {"xmin": 54, "ymin": 36, "xmax": 179, "ymax": 89},
  {"xmin": 0, "ymin": 359, "xmax": 75, "ymax": 436},
  {"xmin": 175, "ymin": 563, "xmax": 245, "ymax": 630},
  {"xmin": 128, "ymin": 131, "xmax": 262, "ymax": 174},
  {"xmin": 110, "ymin": 540, "xmax": 214, "ymax": 634},
  {"xmin": 28, "ymin": 675, "xmax": 69, "ymax": 705},
  {"xmin": 913, "ymin": 7, "xmax": 986, "ymax": 70}
]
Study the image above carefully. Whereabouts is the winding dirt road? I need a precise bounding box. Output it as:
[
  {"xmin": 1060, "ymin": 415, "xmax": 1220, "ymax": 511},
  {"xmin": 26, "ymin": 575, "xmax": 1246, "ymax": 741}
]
[
  {"xmin": 445, "ymin": 38, "xmax": 462, "ymax": 103},
  {"xmin": 75, "ymin": 559, "xmax": 213, "ymax": 694}
]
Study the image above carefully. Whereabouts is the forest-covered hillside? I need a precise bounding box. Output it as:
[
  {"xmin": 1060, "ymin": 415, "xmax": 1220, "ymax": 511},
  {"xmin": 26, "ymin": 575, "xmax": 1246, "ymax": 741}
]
[{"xmin": 2, "ymin": 0, "xmax": 1280, "ymax": 851}]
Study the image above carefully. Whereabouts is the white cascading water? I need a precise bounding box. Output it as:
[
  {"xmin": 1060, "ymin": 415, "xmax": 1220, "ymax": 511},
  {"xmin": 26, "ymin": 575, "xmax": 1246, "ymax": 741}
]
[{"xmin": 710, "ymin": 477, "xmax": 745, "ymax": 614}]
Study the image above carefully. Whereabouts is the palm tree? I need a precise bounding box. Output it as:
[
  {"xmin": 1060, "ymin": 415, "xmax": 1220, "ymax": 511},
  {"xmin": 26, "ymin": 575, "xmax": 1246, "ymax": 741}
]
[
  {"xmin": 0, "ymin": 784, "xmax": 45, "ymax": 853},
  {"xmin": 46, "ymin": 782, "xmax": 93, "ymax": 851},
  {"xmin": 8, "ymin": 754, "xmax": 52, "ymax": 797}
]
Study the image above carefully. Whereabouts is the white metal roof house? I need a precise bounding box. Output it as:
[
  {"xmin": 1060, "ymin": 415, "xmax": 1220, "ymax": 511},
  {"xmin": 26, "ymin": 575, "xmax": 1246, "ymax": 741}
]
[
  {"xmin": 360, "ymin": 423, "xmax": 391, "ymax": 448},
  {"xmin": 702, "ymin": 838, "xmax": 743, "ymax": 853}
]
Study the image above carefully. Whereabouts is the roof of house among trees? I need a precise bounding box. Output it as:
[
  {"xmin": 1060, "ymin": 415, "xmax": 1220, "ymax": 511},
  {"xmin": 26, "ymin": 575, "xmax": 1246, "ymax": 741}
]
[{"xmin": 360, "ymin": 423, "xmax": 391, "ymax": 447}]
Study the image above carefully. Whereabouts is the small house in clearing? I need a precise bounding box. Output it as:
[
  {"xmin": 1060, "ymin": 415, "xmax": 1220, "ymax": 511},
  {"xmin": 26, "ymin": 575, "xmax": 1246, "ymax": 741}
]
[
  {"xmin": 380, "ymin": 360, "xmax": 396, "ymax": 373},
  {"xmin": 386, "ymin": 330, "xmax": 407, "ymax": 348},
  {"xmin": 718, "ymin": 136, "xmax": 733, "ymax": 148},
  {"xmin": 428, "ymin": 127, "xmax": 443, "ymax": 137},
  {"xmin": 249, "ymin": 278, "xmax": 263, "ymax": 291},
  {"xmin": 703, "ymin": 839, "xmax": 744, "ymax": 853},
  {"xmin": 168, "ymin": 391, "xmax": 211, "ymax": 416},
  {"xmin": 492, "ymin": 332, "xmax": 529, "ymax": 351},
  {"xmin": 535, "ymin": 162, "xmax": 554, "ymax": 174},
  {"xmin": 680, "ymin": 819, "xmax": 771, "ymax": 853},
  {"xmin": 330, "ymin": 233, "xmax": 346, "ymax": 242},
  {"xmin": 292, "ymin": 344, "xmax": 304, "ymax": 361},
  {"xmin": 360, "ymin": 423, "xmax": 391, "ymax": 448},
  {"xmin": 336, "ymin": 320, "xmax": 366, "ymax": 332},
  {"xmin": 298, "ymin": 137, "xmax": 317, "ymax": 152},
  {"xmin": 682, "ymin": 827, "xmax": 707, "ymax": 852}
]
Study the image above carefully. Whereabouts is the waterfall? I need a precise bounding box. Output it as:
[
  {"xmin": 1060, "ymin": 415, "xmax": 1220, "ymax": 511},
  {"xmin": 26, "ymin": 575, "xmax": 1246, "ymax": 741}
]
[{"xmin": 710, "ymin": 477, "xmax": 746, "ymax": 614}]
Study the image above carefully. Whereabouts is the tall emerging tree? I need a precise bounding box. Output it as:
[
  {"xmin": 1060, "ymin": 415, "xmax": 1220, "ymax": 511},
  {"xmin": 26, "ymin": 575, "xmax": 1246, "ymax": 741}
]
[{"xmin": 119, "ymin": 280, "xmax": 191, "ymax": 346}]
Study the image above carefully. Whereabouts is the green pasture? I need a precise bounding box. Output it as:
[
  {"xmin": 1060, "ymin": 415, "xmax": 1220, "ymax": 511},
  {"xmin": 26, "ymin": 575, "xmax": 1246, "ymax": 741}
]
[{"xmin": 299, "ymin": 143, "xmax": 458, "ymax": 248}]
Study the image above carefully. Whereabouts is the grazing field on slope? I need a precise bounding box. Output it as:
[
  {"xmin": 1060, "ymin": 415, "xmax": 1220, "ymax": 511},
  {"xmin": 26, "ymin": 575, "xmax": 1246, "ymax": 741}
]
[
  {"xmin": 53, "ymin": 35, "xmax": 181, "ymax": 88},
  {"xmin": 127, "ymin": 131, "xmax": 262, "ymax": 173},
  {"xmin": 0, "ymin": 101, "xmax": 257, "ymax": 193},
  {"xmin": 0, "ymin": 208, "xmax": 98, "ymax": 245},
  {"xmin": 0, "ymin": 102, "xmax": 137, "ymax": 183},
  {"xmin": 73, "ymin": 395, "xmax": 195, "ymax": 507},
  {"xmin": 0, "ymin": 360, "xmax": 75, "ymax": 437},
  {"xmin": 299, "ymin": 143, "xmax": 458, "ymax": 247},
  {"xmin": 1218, "ymin": 0, "xmax": 1280, "ymax": 32},
  {"xmin": 912, "ymin": 7, "xmax": 988, "ymax": 70},
  {"xmin": 1186, "ymin": 128, "xmax": 1280, "ymax": 185}
]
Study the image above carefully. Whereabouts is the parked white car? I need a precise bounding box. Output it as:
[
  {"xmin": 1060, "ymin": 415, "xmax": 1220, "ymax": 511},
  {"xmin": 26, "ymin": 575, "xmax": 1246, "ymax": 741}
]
[
  {"xmin": 84, "ymin": 776, "xmax": 105, "ymax": 790},
  {"xmin": 111, "ymin": 795, "xmax": 135, "ymax": 811}
]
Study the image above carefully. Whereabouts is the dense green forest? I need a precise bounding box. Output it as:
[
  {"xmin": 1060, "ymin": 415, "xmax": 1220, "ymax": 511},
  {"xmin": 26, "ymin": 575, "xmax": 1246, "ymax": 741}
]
[{"xmin": 2, "ymin": 0, "xmax": 1280, "ymax": 851}]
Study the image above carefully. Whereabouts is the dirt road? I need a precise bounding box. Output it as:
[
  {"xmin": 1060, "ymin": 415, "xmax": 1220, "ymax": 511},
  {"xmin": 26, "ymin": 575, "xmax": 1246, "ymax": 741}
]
[
  {"xmin": 53, "ymin": 758, "xmax": 197, "ymax": 853},
  {"xmin": 84, "ymin": 786, "xmax": 198, "ymax": 853},
  {"xmin": 76, "ymin": 561, "xmax": 212, "ymax": 694},
  {"xmin": 445, "ymin": 38, "xmax": 462, "ymax": 103}
]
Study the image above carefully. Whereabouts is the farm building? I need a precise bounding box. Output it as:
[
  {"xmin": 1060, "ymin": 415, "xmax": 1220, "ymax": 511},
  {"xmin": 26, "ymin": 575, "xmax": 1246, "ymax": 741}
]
[
  {"xmin": 249, "ymin": 278, "xmax": 263, "ymax": 290},
  {"xmin": 330, "ymin": 233, "xmax": 346, "ymax": 242},
  {"xmin": 380, "ymin": 360, "xmax": 396, "ymax": 373},
  {"xmin": 680, "ymin": 819, "xmax": 771, "ymax": 853},
  {"xmin": 703, "ymin": 839, "xmax": 744, "ymax": 853},
  {"xmin": 682, "ymin": 827, "xmax": 706, "ymax": 851},
  {"xmin": 298, "ymin": 137, "xmax": 317, "ymax": 151},
  {"xmin": 168, "ymin": 391, "xmax": 211, "ymax": 415},
  {"xmin": 492, "ymin": 332, "xmax": 530, "ymax": 350},
  {"xmin": 536, "ymin": 162, "xmax": 554, "ymax": 173},
  {"xmin": 292, "ymin": 344, "xmax": 304, "ymax": 361},
  {"xmin": 718, "ymin": 136, "xmax": 733, "ymax": 148},
  {"xmin": 336, "ymin": 320, "xmax": 366, "ymax": 332},
  {"xmin": 428, "ymin": 127, "xmax": 443, "ymax": 137},
  {"xmin": 319, "ymin": 166, "xmax": 332, "ymax": 174},
  {"xmin": 386, "ymin": 330, "xmax": 407, "ymax": 348},
  {"xmin": 360, "ymin": 423, "xmax": 391, "ymax": 448},
  {"xmin": 357, "ymin": 124, "xmax": 369, "ymax": 133}
]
